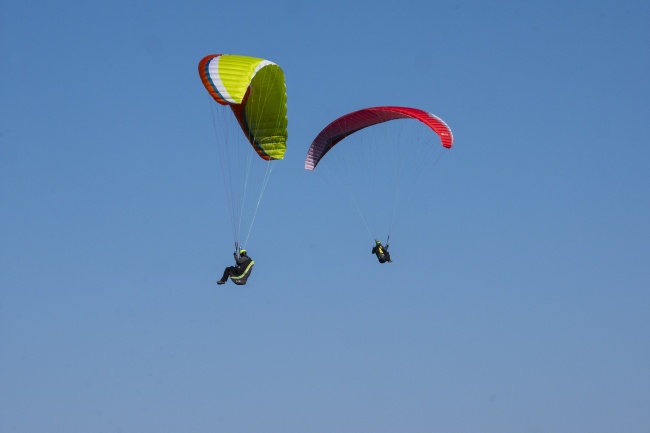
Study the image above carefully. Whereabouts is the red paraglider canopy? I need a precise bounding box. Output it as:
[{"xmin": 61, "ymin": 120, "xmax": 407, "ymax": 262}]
[{"xmin": 305, "ymin": 106, "xmax": 453, "ymax": 171}]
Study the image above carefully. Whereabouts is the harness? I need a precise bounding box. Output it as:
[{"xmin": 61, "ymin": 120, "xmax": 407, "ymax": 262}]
[{"xmin": 231, "ymin": 260, "xmax": 255, "ymax": 285}]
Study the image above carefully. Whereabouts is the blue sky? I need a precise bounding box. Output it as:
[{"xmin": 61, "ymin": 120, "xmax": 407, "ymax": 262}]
[{"xmin": 1, "ymin": 0, "xmax": 649, "ymax": 432}]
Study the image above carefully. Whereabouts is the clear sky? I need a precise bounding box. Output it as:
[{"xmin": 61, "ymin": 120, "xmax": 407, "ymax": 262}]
[{"xmin": 2, "ymin": 0, "xmax": 649, "ymax": 432}]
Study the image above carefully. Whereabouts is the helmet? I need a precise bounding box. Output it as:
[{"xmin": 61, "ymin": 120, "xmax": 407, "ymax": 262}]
[
  {"xmin": 376, "ymin": 240, "xmax": 381, "ymax": 245},
  {"xmin": 239, "ymin": 249, "xmax": 247, "ymax": 255}
]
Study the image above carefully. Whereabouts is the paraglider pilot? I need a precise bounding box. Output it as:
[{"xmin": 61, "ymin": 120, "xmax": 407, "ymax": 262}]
[
  {"xmin": 217, "ymin": 249, "xmax": 253, "ymax": 284},
  {"xmin": 372, "ymin": 240, "xmax": 392, "ymax": 263}
]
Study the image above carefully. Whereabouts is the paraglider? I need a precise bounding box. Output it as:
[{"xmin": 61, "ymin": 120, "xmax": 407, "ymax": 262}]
[
  {"xmin": 199, "ymin": 54, "xmax": 288, "ymax": 284},
  {"xmin": 305, "ymin": 106, "xmax": 453, "ymax": 262},
  {"xmin": 372, "ymin": 240, "xmax": 392, "ymax": 264},
  {"xmin": 217, "ymin": 249, "xmax": 254, "ymax": 285}
]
